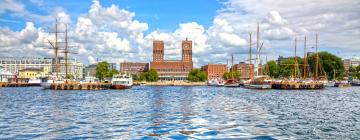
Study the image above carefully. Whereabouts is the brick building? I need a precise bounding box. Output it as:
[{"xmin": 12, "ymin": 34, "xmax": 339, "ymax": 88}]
[
  {"xmin": 232, "ymin": 62, "xmax": 263, "ymax": 80},
  {"xmin": 120, "ymin": 62, "xmax": 149, "ymax": 75},
  {"xmin": 201, "ymin": 64, "xmax": 228, "ymax": 81},
  {"xmin": 150, "ymin": 39, "xmax": 193, "ymax": 81}
]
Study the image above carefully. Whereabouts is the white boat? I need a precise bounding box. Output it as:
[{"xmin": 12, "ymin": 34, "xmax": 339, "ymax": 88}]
[
  {"xmin": 40, "ymin": 76, "xmax": 65, "ymax": 89},
  {"xmin": 322, "ymin": 80, "xmax": 335, "ymax": 87},
  {"xmin": 351, "ymin": 79, "xmax": 360, "ymax": 86},
  {"xmin": 111, "ymin": 74, "xmax": 133, "ymax": 89},
  {"xmin": 207, "ymin": 79, "xmax": 225, "ymax": 86}
]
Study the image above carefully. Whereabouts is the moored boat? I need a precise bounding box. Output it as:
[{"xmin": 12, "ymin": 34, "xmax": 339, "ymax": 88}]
[
  {"xmin": 335, "ymin": 80, "xmax": 351, "ymax": 88},
  {"xmin": 111, "ymin": 74, "xmax": 133, "ymax": 89},
  {"xmin": 224, "ymin": 79, "xmax": 239, "ymax": 87},
  {"xmin": 244, "ymin": 75, "xmax": 272, "ymax": 89},
  {"xmin": 207, "ymin": 79, "xmax": 225, "ymax": 86},
  {"xmin": 40, "ymin": 76, "xmax": 65, "ymax": 89},
  {"xmin": 350, "ymin": 79, "xmax": 360, "ymax": 86}
]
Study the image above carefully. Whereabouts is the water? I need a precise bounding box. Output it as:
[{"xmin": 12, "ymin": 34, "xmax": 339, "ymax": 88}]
[{"xmin": 0, "ymin": 86, "xmax": 359, "ymax": 139}]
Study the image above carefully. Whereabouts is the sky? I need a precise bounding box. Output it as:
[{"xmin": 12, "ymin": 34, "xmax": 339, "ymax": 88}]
[{"xmin": 0, "ymin": 0, "xmax": 359, "ymax": 67}]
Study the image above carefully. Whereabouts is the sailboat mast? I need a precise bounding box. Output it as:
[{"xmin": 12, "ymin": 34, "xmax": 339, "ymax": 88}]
[
  {"xmin": 231, "ymin": 54, "xmax": 234, "ymax": 79},
  {"xmin": 65, "ymin": 25, "xmax": 68, "ymax": 79},
  {"xmin": 303, "ymin": 36, "xmax": 307, "ymax": 79},
  {"xmin": 294, "ymin": 38, "xmax": 297, "ymax": 80},
  {"xmin": 316, "ymin": 34, "xmax": 319, "ymax": 80},
  {"xmin": 55, "ymin": 19, "xmax": 59, "ymax": 79},
  {"xmin": 256, "ymin": 23, "xmax": 260, "ymax": 76},
  {"xmin": 249, "ymin": 33, "xmax": 252, "ymax": 79}
]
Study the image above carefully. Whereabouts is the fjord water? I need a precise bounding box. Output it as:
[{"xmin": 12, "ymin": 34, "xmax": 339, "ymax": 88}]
[{"xmin": 0, "ymin": 86, "xmax": 359, "ymax": 139}]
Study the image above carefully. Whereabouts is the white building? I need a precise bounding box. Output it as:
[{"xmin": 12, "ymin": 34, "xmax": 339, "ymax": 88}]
[
  {"xmin": 0, "ymin": 66, "xmax": 15, "ymax": 82},
  {"xmin": 343, "ymin": 57, "xmax": 360, "ymax": 71},
  {"xmin": 58, "ymin": 58, "xmax": 84, "ymax": 79},
  {"xmin": 0, "ymin": 57, "xmax": 84, "ymax": 79},
  {"xmin": 0, "ymin": 57, "xmax": 53, "ymax": 75}
]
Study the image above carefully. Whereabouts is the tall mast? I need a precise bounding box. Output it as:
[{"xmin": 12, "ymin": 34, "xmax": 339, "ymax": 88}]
[
  {"xmin": 65, "ymin": 24, "xmax": 68, "ymax": 80},
  {"xmin": 315, "ymin": 34, "xmax": 319, "ymax": 80},
  {"xmin": 294, "ymin": 38, "xmax": 297, "ymax": 80},
  {"xmin": 55, "ymin": 19, "xmax": 59, "ymax": 78},
  {"xmin": 249, "ymin": 33, "xmax": 252, "ymax": 79},
  {"xmin": 255, "ymin": 23, "xmax": 260, "ymax": 76},
  {"xmin": 303, "ymin": 36, "xmax": 307, "ymax": 79},
  {"xmin": 231, "ymin": 54, "xmax": 234, "ymax": 79}
]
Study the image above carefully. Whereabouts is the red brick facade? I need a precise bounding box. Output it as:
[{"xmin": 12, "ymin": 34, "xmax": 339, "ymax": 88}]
[
  {"xmin": 150, "ymin": 39, "xmax": 193, "ymax": 81},
  {"xmin": 120, "ymin": 62, "xmax": 149, "ymax": 75},
  {"xmin": 201, "ymin": 64, "xmax": 228, "ymax": 81},
  {"xmin": 231, "ymin": 63, "xmax": 263, "ymax": 80},
  {"xmin": 153, "ymin": 40, "xmax": 164, "ymax": 62}
]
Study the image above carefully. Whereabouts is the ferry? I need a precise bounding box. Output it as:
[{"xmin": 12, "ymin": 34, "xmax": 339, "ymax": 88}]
[{"xmin": 111, "ymin": 74, "xmax": 133, "ymax": 89}]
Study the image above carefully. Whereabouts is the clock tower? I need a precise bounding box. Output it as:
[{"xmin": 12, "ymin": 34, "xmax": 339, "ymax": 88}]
[{"xmin": 182, "ymin": 38, "xmax": 192, "ymax": 62}]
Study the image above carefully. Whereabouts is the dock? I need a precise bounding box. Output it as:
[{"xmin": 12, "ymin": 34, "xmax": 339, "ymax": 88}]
[
  {"xmin": 0, "ymin": 82, "xmax": 32, "ymax": 87},
  {"xmin": 271, "ymin": 81, "xmax": 324, "ymax": 90},
  {"xmin": 50, "ymin": 82, "xmax": 111, "ymax": 90}
]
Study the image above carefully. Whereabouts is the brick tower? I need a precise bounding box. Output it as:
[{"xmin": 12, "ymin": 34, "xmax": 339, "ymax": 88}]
[
  {"xmin": 182, "ymin": 38, "xmax": 192, "ymax": 62},
  {"xmin": 153, "ymin": 40, "xmax": 164, "ymax": 62}
]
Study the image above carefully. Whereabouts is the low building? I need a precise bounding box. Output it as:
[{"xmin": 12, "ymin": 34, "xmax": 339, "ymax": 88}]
[
  {"xmin": 232, "ymin": 62, "xmax": 255, "ymax": 80},
  {"xmin": 0, "ymin": 66, "xmax": 15, "ymax": 82},
  {"xmin": 84, "ymin": 64, "xmax": 97, "ymax": 77},
  {"xmin": 0, "ymin": 57, "xmax": 53, "ymax": 75},
  {"xmin": 343, "ymin": 57, "xmax": 360, "ymax": 72},
  {"xmin": 201, "ymin": 64, "xmax": 227, "ymax": 81},
  {"xmin": 18, "ymin": 68, "xmax": 44, "ymax": 79},
  {"xmin": 57, "ymin": 58, "xmax": 84, "ymax": 79},
  {"xmin": 150, "ymin": 60, "xmax": 193, "ymax": 81},
  {"xmin": 120, "ymin": 62, "xmax": 149, "ymax": 75}
]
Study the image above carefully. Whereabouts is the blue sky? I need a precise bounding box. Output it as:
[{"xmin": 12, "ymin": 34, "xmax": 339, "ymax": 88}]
[
  {"xmin": 0, "ymin": 0, "xmax": 359, "ymax": 66},
  {"xmin": 1, "ymin": 0, "xmax": 224, "ymax": 33}
]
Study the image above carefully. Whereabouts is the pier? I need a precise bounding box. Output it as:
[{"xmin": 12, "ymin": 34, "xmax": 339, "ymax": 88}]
[{"xmin": 50, "ymin": 82, "xmax": 111, "ymax": 90}]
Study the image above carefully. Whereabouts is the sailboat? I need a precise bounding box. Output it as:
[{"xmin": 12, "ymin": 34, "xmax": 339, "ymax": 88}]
[
  {"xmin": 224, "ymin": 55, "xmax": 239, "ymax": 87},
  {"xmin": 243, "ymin": 24, "xmax": 272, "ymax": 89},
  {"xmin": 41, "ymin": 19, "xmax": 65, "ymax": 89},
  {"xmin": 272, "ymin": 35, "xmax": 324, "ymax": 90}
]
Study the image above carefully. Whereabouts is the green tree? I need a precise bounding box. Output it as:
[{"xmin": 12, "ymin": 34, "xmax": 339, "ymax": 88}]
[
  {"xmin": 278, "ymin": 58, "xmax": 302, "ymax": 78},
  {"xmin": 107, "ymin": 69, "xmax": 119, "ymax": 77},
  {"xmin": 222, "ymin": 71, "xmax": 241, "ymax": 80},
  {"xmin": 95, "ymin": 61, "xmax": 110, "ymax": 81},
  {"xmin": 141, "ymin": 69, "xmax": 159, "ymax": 82},
  {"xmin": 356, "ymin": 65, "xmax": 360, "ymax": 73},
  {"xmin": 307, "ymin": 51, "xmax": 344, "ymax": 80},
  {"xmin": 187, "ymin": 69, "xmax": 207, "ymax": 82},
  {"xmin": 265, "ymin": 60, "xmax": 279, "ymax": 78}
]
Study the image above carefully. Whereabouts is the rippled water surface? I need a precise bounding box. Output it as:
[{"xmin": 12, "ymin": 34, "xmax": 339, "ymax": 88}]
[{"xmin": 0, "ymin": 86, "xmax": 360, "ymax": 139}]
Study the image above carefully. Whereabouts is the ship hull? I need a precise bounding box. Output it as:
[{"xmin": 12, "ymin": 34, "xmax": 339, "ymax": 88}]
[{"xmin": 111, "ymin": 84, "xmax": 132, "ymax": 90}]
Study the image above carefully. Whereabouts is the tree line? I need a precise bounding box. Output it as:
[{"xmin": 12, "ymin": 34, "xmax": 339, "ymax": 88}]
[{"xmin": 264, "ymin": 51, "xmax": 346, "ymax": 80}]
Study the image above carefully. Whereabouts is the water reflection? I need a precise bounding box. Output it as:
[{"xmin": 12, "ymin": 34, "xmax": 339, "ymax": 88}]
[{"xmin": 0, "ymin": 86, "xmax": 360, "ymax": 139}]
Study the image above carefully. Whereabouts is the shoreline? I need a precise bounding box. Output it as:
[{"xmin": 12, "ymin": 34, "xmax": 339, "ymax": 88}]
[{"xmin": 134, "ymin": 81, "xmax": 206, "ymax": 86}]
